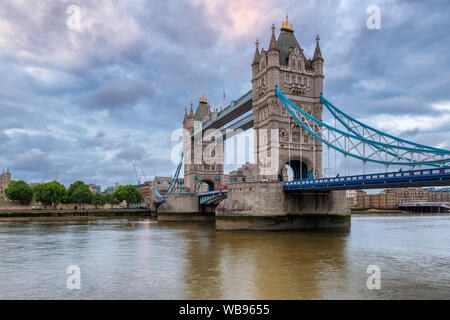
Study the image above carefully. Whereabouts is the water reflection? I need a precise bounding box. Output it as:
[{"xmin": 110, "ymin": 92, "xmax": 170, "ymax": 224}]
[{"xmin": 0, "ymin": 216, "xmax": 449, "ymax": 299}]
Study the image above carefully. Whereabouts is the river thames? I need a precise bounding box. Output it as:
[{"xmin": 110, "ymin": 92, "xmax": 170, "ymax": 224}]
[{"xmin": 0, "ymin": 215, "xmax": 449, "ymax": 299}]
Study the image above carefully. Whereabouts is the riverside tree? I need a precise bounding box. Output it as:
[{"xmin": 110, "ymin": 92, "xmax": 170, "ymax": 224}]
[
  {"xmin": 33, "ymin": 181, "xmax": 67, "ymax": 208},
  {"xmin": 68, "ymin": 181, "xmax": 93, "ymax": 206},
  {"xmin": 92, "ymin": 193, "xmax": 106, "ymax": 209},
  {"xmin": 5, "ymin": 180, "xmax": 33, "ymax": 204},
  {"xmin": 113, "ymin": 185, "xmax": 143, "ymax": 208},
  {"xmin": 103, "ymin": 193, "xmax": 119, "ymax": 208}
]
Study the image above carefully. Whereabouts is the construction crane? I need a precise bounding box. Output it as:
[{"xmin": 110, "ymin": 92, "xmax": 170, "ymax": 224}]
[
  {"xmin": 141, "ymin": 169, "xmax": 148, "ymax": 183},
  {"xmin": 42, "ymin": 168, "xmax": 49, "ymax": 184},
  {"xmin": 132, "ymin": 163, "xmax": 140, "ymax": 184}
]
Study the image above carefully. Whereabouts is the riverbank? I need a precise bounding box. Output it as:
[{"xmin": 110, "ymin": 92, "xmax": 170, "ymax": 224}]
[
  {"xmin": 351, "ymin": 208, "xmax": 450, "ymax": 216},
  {"xmin": 0, "ymin": 209, "xmax": 154, "ymax": 218},
  {"xmin": 352, "ymin": 208, "xmax": 407, "ymax": 214}
]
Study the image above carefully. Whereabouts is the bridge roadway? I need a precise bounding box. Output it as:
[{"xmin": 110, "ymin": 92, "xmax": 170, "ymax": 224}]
[
  {"xmin": 198, "ymin": 166, "xmax": 450, "ymax": 203},
  {"xmin": 191, "ymin": 90, "xmax": 253, "ymax": 138}
]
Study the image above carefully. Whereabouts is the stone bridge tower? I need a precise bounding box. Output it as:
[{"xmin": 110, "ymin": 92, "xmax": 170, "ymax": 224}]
[
  {"xmin": 252, "ymin": 16, "xmax": 324, "ymax": 182},
  {"xmin": 183, "ymin": 97, "xmax": 225, "ymax": 193}
]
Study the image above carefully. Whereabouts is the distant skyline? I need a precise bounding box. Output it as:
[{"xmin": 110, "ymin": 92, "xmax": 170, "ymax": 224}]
[{"xmin": 1, "ymin": 0, "xmax": 450, "ymax": 187}]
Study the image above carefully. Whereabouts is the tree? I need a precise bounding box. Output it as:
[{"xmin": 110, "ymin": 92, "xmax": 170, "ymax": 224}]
[
  {"xmin": 103, "ymin": 193, "xmax": 118, "ymax": 208},
  {"xmin": 68, "ymin": 181, "xmax": 86, "ymax": 198},
  {"xmin": 33, "ymin": 182, "xmax": 67, "ymax": 208},
  {"xmin": 68, "ymin": 181, "xmax": 93, "ymax": 205},
  {"xmin": 92, "ymin": 193, "xmax": 106, "ymax": 209},
  {"xmin": 113, "ymin": 185, "xmax": 143, "ymax": 208},
  {"xmin": 5, "ymin": 180, "xmax": 33, "ymax": 204}
]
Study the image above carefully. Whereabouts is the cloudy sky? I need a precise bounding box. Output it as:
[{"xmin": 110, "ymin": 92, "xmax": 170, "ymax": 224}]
[{"xmin": 0, "ymin": 0, "xmax": 449, "ymax": 188}]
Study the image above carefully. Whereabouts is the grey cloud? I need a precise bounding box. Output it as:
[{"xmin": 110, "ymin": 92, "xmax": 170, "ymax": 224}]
[
  {"xmin": 13, "ymin": 149, "xmax": 53, "ymax": 173},
  {"xmin": 78, "ymin": 79, "xmax": 154, "ymax": 110},
  {"xmin": 1, "ymin": 0, "xmax": 450, "ymax": 188},
  {"xmin": 116, "ymin": 145, "xmax": 147, "ymax": 161}
]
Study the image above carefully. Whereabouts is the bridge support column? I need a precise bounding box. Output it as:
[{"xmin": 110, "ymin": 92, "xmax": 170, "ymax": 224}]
[
  {"xmin": 216, "ymin": 182, "xmax": 350, "ymax": 231},
  {"xmin": 157, "ymin": 194, "xmax": 214, "ymax": 222}
]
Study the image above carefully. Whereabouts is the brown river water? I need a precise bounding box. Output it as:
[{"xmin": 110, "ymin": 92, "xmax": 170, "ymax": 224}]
[{"xmin": 0, "ymin": 215, "xmax": 449, "ymax": 299}]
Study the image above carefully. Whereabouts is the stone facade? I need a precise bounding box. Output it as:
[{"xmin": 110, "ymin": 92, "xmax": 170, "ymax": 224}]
[
  {"xmin": 0, "ymin": 170, "xmax": 11, "ymax": 202},
  {"xmin": 216, "ymin": 182, "xmax": 349, "ymax": 230},
  {"xmin": 251, "ymin": 18, "xmax": 324, "ymax": 182},
  {"xmin": 183, "ymin": 99, "xmax": 225, "ymax": 193},
  {"xmin": 356, "ymin": 190, "xmax": 397, "ymax": 209},
  {"xmin": 164, "ymin": 17, "xmax": 351, "ymax": 230}
]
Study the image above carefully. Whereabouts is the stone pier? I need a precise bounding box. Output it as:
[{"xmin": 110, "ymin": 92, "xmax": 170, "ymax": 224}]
[
  {"xmin": 215, "ymin": 182, "xmax": 350, "ymax": 231},
  {"xmin": 156, "ymin": 193, "xmax": 214, "ymax": 222}
]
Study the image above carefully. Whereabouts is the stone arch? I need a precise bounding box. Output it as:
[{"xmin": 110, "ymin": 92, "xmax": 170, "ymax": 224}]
[
  {"xmin": 279, "ymin": 155, "xmax": 314, "ymax": 181},
  {"xmin": 196, "ymin": 179, "xmax": 215, "ymax": 193}
]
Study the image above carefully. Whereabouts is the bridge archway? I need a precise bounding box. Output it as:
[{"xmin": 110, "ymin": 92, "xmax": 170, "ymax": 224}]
[
  {"xmin": 285, "ymin": 160, "xmax": 309, "ymax": 181},
  {"xmin": 280, "ymin": 156, "xmax": 313, "ymax": 181},
  {"xmin": 197, "ymin": 180, "xmax": 215, "ymax": 193}
]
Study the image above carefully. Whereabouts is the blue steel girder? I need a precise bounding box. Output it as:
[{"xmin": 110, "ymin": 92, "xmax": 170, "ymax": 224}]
[
  {"xmin": 191, "ymin": 90, "xmax": 252, "ymax": 138},
  {"xmin": 284, "ymin": 167, "xmax": 450, "ymax": 191},
  {"xmin": 275, "ymin": 87, "xmax": 450, "ymax": 167},
  {"xmin": 198, "ymin": 190, "xmax": 228, "ymax": 205}
]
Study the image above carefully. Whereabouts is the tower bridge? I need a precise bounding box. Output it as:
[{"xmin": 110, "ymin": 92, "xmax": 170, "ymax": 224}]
[{"xmin": 156, "ymin": 16, "xmax": 450, "ymax": 230}]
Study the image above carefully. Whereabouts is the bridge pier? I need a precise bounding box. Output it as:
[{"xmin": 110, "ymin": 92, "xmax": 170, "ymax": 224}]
[
  {"xmin": 215, "ymin": 182, "xmax": 350, "ymax": 231},
  {"xmin": 157, "ymin": 193, "xmax": 214, "ymax": 222}
]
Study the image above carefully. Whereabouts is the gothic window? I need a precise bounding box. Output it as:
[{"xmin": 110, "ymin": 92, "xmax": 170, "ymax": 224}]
[
  {"xmin": 298, "ymin": 60, "xmax": 302, "ymax": 70},
  {"xmin": 303, "ymin": 78, "xmax": 308, "ymax": 86},
  {"xmin": 297, "ymin": 76, "xmax": 300, "ymax": 84},
  {"xmin": 291, "ymin": 75, "xmax": 295, "ymax": 83},
  {"xmin": 285, "ymin": 74, "xmax": 289, "ymax": 83},
  {"xmin": 292, "ymin": 60, "xmax": 296, "ymax": 69}
]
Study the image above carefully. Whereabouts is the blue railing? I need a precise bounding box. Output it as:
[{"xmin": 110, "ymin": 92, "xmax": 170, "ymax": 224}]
[
  {"xmin": 284, "ymin": 167, "xmax": 450, "ymax": 191},
  {"xmin": 198, "ymin": 190, "xmax": 228, "ymax": 204}
]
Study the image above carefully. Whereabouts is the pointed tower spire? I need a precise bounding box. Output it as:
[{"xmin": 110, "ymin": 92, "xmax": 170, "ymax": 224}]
[
  {"xmin": 189, "ymin": 102, "xmax": 194, "ymax": 118},
  {"xmin": 252, "ymin": 39, "xmax": 260, "ymax": 66},
  {"xmin": 313, "ymin": 35, "xmax": 323, "ymax": 61},
  {"xmin": 269, "ymin": 24, "xmax": 277, "ymax": 51}
]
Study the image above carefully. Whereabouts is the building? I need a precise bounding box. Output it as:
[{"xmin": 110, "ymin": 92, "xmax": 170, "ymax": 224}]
[
  {"xmin": 88, "ymin": 184, "xmax": 101, "ymax": 194},
  {"xmin": 384, "ymin": 187, "xmax": 428, "ymax": 204},
  {"xmin": 0, "ymin": 169, "xmax": 12, "ymax": 202},
  {"xmin": 182, "ymin": 15, "xmax": 324, "ymax": 191},
  {"xmin": 135, "ymin": 182, "xmax": 151, "ymax": 201},
  {"xmin": 346, "ymin": 190, "xmax": 357, "ymax": 207},
  {"xmin": 141, "ymin": 177, "xmax": 186, "ymax": 201},
  {"xmin": 104, "ymin": 186, "xmax": 115, "ymax": 195},
  {"xmin": 226, "ymin": 163, "xmax": 258, "ymax": 184},
  {"xmin": 426, "ymin": 187, "xmax": 450, "ymax": 203},
  {"xmin": 356, "ymin": 190, "xmax": 397, "ymax": 209}
]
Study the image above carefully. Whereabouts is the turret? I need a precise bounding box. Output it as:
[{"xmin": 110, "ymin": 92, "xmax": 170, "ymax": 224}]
[
  {"xmin": 312, "ymin": 35, "xmax": 324, "ymax": 75},
  {"xmin": 267, "ymin": 24, "xmax": 280, "ymax": 68},
  {"xmin": 183, "ymin": 102, "xmax": 195, "ymax": 131},
  {"xmin": 312, "ymin": 35, "xmax": 324, "ymax": 95},
  {"xmin": 252, "ymin": 39, "xmax": 260, "ymax": 79}
]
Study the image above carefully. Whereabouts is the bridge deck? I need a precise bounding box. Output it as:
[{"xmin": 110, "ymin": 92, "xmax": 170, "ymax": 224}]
[
  {"xmin": 284, "ymin": 167, "xmax": 450, "ymax": 191},
  {"xmin": 196, "ymin": 168, "xmax": 450, "ymax": 200},
  {"xmin": 191, "ymin": 90, "xmax": 252, "ymax": 138}
]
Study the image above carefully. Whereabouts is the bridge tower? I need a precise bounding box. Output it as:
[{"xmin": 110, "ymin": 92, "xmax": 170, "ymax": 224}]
[
  {"xmin": 252, "ymin": 16, "xmax": 324, "ymax": 182},
  {"xmin": 183, "ymin": 97, "xmax": 225, "ymax": 193}
]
